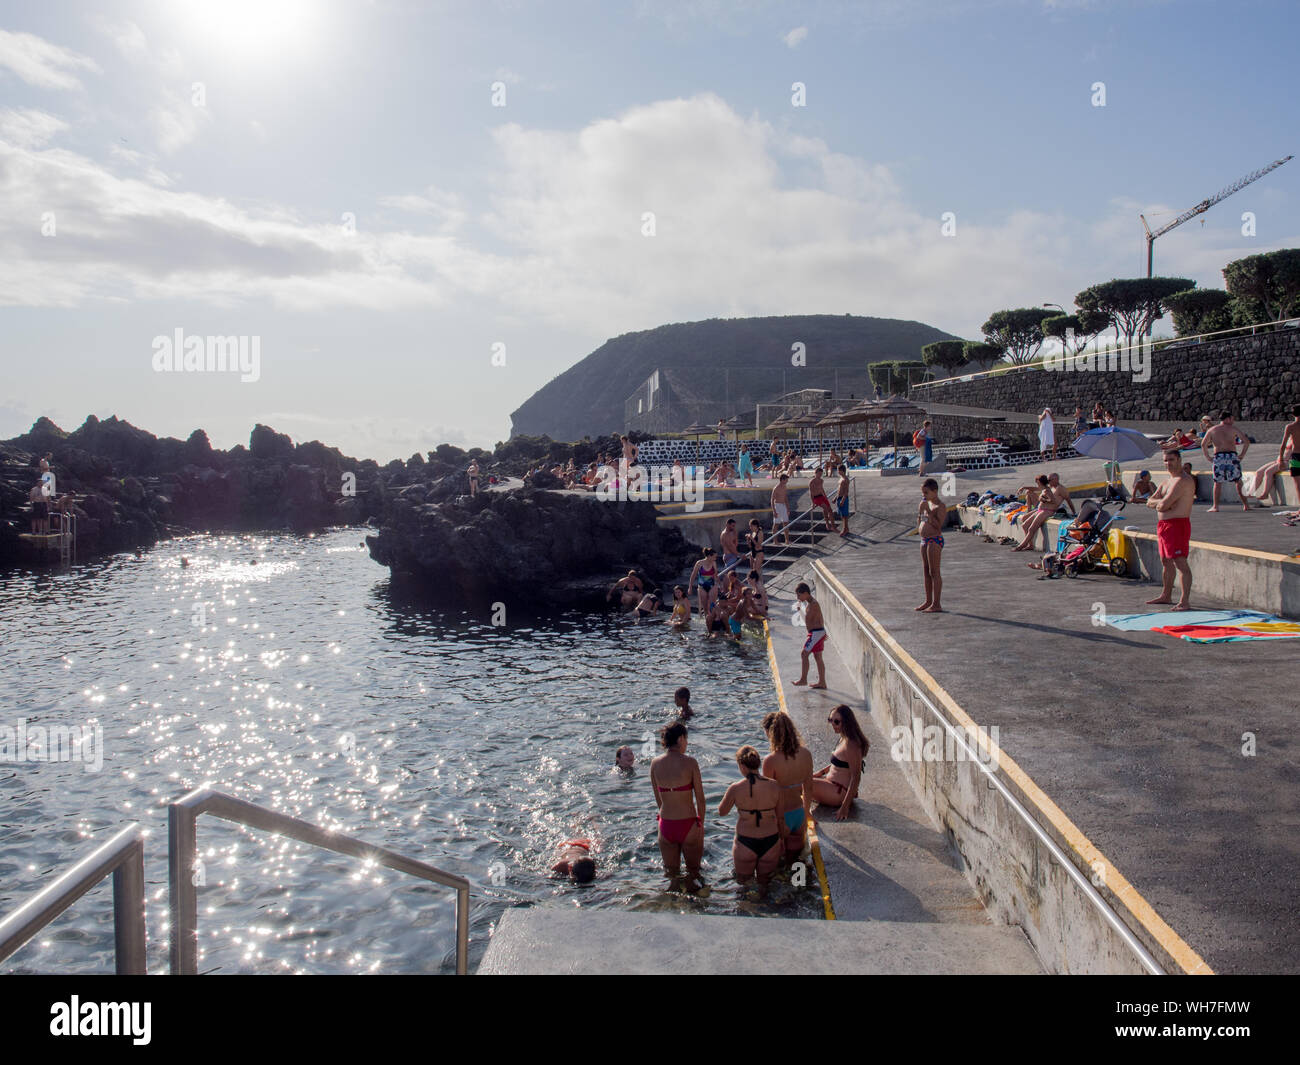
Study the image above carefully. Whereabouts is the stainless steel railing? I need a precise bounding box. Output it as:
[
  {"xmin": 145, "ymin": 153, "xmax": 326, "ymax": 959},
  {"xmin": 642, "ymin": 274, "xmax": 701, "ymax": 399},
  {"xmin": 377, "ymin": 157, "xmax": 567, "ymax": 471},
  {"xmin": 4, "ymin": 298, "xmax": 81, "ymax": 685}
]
[
  {"xmin": 169, "ymin": 788, "xmax": 471, "ymax": 975},
  {"xmin": 0, "ymin": 824, "xmax": 146, "ymax": 974}
]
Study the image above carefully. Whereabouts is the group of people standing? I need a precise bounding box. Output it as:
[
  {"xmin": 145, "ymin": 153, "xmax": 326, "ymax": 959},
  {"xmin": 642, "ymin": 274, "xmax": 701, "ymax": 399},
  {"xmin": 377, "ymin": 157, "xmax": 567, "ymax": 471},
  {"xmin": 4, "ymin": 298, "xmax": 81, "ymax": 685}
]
[{"xmin": 647, "ymin": 705, "xmax": 869, "ymax": 897}]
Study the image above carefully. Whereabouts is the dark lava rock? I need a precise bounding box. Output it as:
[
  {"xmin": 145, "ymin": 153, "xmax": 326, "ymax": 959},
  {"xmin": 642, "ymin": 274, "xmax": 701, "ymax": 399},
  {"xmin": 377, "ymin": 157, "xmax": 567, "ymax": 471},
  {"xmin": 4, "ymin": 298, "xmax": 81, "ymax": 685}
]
[{"xmin": 366, "ymin": 487, "xmax": 696, "ymax": 609}]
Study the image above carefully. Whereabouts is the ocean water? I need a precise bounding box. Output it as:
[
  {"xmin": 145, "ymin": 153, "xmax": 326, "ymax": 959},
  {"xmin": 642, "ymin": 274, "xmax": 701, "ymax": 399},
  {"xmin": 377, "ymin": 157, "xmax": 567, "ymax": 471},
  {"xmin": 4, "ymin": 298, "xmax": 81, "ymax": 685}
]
[{"xmin": 0, "ymin": 528, "xmax": 820, "ymax": 974}]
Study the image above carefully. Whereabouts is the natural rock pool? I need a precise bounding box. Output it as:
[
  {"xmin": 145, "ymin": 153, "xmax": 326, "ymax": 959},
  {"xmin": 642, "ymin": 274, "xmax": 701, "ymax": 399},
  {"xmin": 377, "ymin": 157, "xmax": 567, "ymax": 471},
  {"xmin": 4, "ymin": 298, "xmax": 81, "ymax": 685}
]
[{"xmin": 0, "ymin": 527, "xmax": 821, "ymax": 974}]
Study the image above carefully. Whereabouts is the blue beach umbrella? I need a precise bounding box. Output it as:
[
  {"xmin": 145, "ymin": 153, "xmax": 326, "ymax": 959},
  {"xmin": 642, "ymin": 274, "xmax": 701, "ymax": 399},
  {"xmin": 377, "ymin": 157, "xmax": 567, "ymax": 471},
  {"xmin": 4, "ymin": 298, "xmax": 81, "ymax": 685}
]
[
  {"xmin": 1072, "ymin": 426, "xmax": 1161, "ymax": 464},
  {"xmin": 1072, "ymin": 426, "xmax": 1161, "ymax": 483}
]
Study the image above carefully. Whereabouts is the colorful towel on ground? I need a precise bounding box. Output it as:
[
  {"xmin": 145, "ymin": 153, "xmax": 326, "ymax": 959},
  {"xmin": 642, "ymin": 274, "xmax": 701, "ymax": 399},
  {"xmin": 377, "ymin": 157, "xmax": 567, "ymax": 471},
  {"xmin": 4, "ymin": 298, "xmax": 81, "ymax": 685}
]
[{"xmin": 1104, "ymin": 609, "xmax": 1300, "ymax": 642}]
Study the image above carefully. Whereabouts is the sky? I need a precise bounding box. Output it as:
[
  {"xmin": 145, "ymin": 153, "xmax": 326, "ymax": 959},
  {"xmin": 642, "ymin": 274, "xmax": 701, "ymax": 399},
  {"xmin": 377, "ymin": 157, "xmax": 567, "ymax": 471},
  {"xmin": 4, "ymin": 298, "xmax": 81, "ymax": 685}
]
[{"xmin": 1, "ymin": 0, "xmax": 1296, "ymax": 460}]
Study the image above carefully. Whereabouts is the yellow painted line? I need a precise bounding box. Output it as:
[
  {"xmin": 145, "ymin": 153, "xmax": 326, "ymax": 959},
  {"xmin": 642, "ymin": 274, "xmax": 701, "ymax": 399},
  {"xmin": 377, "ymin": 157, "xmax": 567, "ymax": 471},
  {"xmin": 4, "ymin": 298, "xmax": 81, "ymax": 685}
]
[
  {"xmin": 763, "ymin": 619, "xmax": 836, "ymax": 921},
  {"xmin": 812, "ymin": 561, "xmax": 1212, "ymax": 975}
]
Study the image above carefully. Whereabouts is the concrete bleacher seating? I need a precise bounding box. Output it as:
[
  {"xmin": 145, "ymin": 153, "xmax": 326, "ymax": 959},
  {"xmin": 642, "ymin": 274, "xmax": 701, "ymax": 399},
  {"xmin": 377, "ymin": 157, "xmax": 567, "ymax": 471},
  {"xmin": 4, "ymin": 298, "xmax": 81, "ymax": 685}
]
[{"xmin": 635, "ymin": 437, "xmax": 1076, "ymax": 472}]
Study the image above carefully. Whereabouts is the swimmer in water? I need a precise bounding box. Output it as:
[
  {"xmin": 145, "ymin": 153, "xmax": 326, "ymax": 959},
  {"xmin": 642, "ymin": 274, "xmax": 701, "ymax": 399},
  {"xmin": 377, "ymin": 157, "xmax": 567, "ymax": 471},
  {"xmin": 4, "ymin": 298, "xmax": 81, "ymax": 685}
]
[
  {"xmin": 650, "ymin": 721, "xmax": 707, "ymax": 894},
  {"xmin": 634, "ymin": 591, "xmax": 660, "ymax": 619},
  {"xmin": 179, "ymin": 557, "xmax": 189, "ymax": 568},
  {"xmin": 668, "ymin": 585, "xmax": 691, "ymax": 628},
  {"xmin": 552, "ymin": 839, "xmax": 597, "ymax": 884},
  {"xmin": 718, "ymin": 746, "xmax": 786, "ymax": 898},
  {"xmin": 615, "ymin": 746, "xmax": 635, "ymax": 769},
  {"xmin": 673, "ymin": 686, "xmax": 693, "ymax": 720}
]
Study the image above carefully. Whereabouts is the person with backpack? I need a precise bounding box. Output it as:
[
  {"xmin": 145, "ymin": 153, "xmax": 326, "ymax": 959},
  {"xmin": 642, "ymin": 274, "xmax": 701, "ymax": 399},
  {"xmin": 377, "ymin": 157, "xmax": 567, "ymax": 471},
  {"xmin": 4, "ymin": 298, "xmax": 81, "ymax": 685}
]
[{"xmin": 913, "ymin": 419, "xmax": 934, "ymax": 475}]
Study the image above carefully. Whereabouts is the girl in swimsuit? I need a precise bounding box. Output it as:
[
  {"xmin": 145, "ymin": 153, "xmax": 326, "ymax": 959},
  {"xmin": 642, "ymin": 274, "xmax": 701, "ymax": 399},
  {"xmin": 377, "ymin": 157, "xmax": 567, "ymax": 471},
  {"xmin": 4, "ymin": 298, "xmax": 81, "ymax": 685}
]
[
  {"xmin": 745, "ymin": 519, "xmax": 765, "ymax": 576},
  {"xmin": 761, "ymin": 711, "xmax": 814, "ymax": 860},
  {"xmin": 650, "ymin": 722, "xmax": 707, "ymax": 893},
  {"xmin": 718, "ymin": 746, "xmax": 786, "ymax": 897},
  {"xmin": 668, "ymin": 585, "xmax": 691, "ymax": 628},
  {"xmin": 811, "ymin": 704, "xmax": 869, "ymax": 821},
  {"xmin": 687, "ymin": 548, "xmax": 719, "ymax": 617}
]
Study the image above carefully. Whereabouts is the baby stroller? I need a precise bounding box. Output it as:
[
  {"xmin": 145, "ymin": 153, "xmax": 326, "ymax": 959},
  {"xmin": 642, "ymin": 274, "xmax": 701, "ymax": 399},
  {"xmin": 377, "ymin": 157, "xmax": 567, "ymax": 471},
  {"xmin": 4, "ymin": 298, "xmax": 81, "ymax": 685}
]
[{"xmin": 1054, "ymin": 498, "xmax": 1129, "ymax": 578}]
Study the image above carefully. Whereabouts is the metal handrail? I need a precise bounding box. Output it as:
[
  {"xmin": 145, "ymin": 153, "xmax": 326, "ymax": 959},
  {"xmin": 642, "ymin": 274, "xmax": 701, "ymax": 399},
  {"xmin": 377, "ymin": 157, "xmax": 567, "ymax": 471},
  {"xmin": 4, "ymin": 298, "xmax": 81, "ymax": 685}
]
[
  {"xmin": 912, "ymin": 315, "xmax": 1300, "ymax": 390},
  {"xmin": 0, "ymin": 825, "xmax": 146, "ymax": 974},
  {"xmin": 169, "ymin": 788, "xmax": 471, "ymax": 975}
]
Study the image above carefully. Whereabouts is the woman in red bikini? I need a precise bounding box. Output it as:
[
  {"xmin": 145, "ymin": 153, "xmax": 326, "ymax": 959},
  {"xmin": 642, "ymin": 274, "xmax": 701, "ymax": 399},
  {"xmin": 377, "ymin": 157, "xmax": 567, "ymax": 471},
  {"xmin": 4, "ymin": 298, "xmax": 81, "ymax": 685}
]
[
  {"xmin": 650, "ymin": 721, "xmax": 707, "ymax": 893},
  {"xmin": 718, "ymin": 746, "xmax": 786, "ymax": 898},
  {"xmin": 811, "ymin": 704, "xmax": 869, "ymax": 821}
]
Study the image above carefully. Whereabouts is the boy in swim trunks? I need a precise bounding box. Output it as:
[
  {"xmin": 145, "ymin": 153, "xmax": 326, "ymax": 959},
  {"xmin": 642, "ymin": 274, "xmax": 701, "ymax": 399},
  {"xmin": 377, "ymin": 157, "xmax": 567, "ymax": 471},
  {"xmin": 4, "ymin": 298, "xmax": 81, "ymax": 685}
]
[
  {"xmin": 808, "ymin": 467, "xmax": 836, "ymax": 532},
  {"xmin": 916, "ymin": 478, "xmax": 947, "ymax": 613},
  {"xmin": 771, "ymin": 474, "xmax": 792, "ymax": 546},
  {"xmin": 793, "ymin": 582, "xmax": 827, "ymax": 689},
  {"xmin": 1145, "ymin": 448, "xmax": 1195, "ymax": 610},
  {"xmin": 1201, "ymin": 411, "xmax": 1250, "ymax": 512},
  {"xmin": 835, "ymin": 464, "xmax": 851, "ymax": 537}
]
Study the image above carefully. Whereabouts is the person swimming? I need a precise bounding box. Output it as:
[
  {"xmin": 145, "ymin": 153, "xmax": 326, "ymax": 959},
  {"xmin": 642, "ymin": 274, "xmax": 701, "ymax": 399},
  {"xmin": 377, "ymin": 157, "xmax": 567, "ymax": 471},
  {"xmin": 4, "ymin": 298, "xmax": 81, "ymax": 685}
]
[
  {"xmin": 718, "ymin": 745, "xmax": 785, "ymax": 898},
  {"xmin": 615, "ymin": 745, "xmax": 635, "ymax": 769},
  {"xmin": 761, "ymin": 711, "xmax": 814, "ymax": 860},
  {"xmin": 552, "ymin": 839, "xmax": 597, "ymax": 884}
]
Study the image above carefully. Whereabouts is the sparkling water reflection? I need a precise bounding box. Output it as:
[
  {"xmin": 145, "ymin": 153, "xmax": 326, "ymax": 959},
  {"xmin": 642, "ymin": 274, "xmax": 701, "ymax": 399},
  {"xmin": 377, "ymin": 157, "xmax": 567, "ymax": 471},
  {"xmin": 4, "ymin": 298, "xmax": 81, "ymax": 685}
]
[{"xmin": 0, "ymin": 529, "xmax": 820, "ymax": 973}]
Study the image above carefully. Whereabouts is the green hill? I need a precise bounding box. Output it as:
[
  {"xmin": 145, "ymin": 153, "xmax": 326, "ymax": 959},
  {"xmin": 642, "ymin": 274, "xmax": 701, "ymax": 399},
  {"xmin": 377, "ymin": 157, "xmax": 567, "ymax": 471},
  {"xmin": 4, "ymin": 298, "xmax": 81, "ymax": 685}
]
[{"xmin": 510, "ymin": 314, "xmax": 960, "ymax": 440}]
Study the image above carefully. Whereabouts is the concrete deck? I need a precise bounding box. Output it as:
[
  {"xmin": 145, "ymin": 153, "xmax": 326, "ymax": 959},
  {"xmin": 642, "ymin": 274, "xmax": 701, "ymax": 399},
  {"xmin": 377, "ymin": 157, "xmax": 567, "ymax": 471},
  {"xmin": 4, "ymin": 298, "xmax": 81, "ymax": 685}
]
[
  {"xmin": 479, "ymin": 909, "xmax": 1038, "ymax": 974},
  {"xmin": 765, "ymin": 601, "xmax": 1016, "ymax": 931},
  {"xmin": 802, "ymin": 464, "xmax": 1300, "ymax": 974}
]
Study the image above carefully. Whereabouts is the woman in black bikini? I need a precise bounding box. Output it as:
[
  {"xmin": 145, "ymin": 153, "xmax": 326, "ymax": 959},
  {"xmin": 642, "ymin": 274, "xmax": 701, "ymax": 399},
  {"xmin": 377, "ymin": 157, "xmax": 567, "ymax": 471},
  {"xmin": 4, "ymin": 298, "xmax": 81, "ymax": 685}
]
[
  {"xmin": 811, "ymin": 704, "xmax": 868, "ymax": 821},
  {"xmin": 718, "ymin": 746, "xmax": 786, "ymax": 897},
  {"xmin": 745, "ymin": 518, "xmax": 765, "ymax": 576}
]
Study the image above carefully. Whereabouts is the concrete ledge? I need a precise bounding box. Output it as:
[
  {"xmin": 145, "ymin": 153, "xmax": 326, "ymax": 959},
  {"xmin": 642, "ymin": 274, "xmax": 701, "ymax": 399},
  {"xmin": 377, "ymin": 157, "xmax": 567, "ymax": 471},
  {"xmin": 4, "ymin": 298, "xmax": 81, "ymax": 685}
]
[
  {"xmin": 810, "ymin": 561, "xmax": 1212, "ymax": 975},
  {"xmin": 478, "ymin": 907, "xmax": 1039, "ymax": 974},
  {"xmin": 954, "ymin": 504, "xmax": 1300, "ymax": 617}
]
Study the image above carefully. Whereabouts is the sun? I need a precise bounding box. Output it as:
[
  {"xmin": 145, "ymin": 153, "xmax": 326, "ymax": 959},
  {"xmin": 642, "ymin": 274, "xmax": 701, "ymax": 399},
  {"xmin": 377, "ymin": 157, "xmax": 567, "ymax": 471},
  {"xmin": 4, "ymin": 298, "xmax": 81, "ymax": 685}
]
[{"xmin": 169, "ymin": 0, "xmax": 322, "ymax": 61}]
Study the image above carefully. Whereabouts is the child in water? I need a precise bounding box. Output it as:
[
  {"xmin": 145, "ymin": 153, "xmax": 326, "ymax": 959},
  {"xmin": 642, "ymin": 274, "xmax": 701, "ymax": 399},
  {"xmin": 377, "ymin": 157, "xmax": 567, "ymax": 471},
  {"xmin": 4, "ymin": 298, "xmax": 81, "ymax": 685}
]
[{"xmin": 552, "ymin": 840, "xmax": 597, "ymax": 884}]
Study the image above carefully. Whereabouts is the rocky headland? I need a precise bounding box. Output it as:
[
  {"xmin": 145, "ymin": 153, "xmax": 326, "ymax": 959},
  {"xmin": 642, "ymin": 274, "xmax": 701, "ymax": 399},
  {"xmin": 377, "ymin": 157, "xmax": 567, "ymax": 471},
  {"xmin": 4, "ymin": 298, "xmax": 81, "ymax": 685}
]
[{"xmin": 1, "ymin": 416, "xmax": 688, "ymax": 609}]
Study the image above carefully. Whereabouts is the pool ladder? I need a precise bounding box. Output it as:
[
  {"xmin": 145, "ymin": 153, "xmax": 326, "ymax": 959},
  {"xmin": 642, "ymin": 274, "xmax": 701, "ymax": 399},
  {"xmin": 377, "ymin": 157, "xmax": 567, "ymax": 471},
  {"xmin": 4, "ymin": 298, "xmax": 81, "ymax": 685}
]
[{"xmin": 0, "ymin": 788, "xmax": 471, "ymax": 975}]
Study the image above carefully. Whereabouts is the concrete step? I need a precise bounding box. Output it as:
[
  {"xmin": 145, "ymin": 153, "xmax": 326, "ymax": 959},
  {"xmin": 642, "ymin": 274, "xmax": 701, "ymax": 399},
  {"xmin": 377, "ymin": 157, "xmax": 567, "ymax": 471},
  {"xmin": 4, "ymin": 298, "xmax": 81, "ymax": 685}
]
[
  {"xmin": 653, "ymin": 498, "xmax": 737, "ymax": 514},
  {"xmin": 478, "ymin": 908, "xmax": 1039, "ymax": 974}
]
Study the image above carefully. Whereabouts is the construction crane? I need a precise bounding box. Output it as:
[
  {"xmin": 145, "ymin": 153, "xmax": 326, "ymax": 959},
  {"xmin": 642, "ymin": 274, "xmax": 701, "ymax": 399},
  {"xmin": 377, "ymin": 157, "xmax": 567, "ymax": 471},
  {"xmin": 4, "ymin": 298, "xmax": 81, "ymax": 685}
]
[{"xmin": 1139, "ymin": 154, "xmax": 1292, "ymax": 277}]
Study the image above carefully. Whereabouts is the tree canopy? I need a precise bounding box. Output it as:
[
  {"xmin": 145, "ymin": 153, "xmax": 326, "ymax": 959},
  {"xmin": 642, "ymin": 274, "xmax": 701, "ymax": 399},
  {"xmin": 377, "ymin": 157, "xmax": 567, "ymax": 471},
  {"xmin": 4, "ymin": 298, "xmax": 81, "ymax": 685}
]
[
  {"xmin": 1075, "ymin": 277, "xmax": 1194, "ymax": 347},
  {"xmin": 981, "ymin": 308, "xmax": 1052, "ymax": 364},
  {"xmin": 961, "ymin": 340, "xmax": 1005, "ymax": 371},
  {"xmin": 921, "ymin": 340, "xmax": 969, "ymax": 374},
  {"xmin": 1163, "ymin": 288, "xmax": 1233, "ymax": 337},
  {"xmin": 1040, "ymin": 308, "xmax": 1110, "ymax": 356},
  {"xmin": 1223, "ymin": 249, "xmax": 1300, "ymax": 325}
]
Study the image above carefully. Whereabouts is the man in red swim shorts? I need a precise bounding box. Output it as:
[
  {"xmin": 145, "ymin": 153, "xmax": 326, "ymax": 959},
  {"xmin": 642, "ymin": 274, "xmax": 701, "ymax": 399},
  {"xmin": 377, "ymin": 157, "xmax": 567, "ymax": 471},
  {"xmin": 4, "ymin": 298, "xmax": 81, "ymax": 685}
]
[
  {"xmin": 807, "ymin": 467, "xmax": 837, "ymax": 532},
  {"xmin": 1146, "ymin": 448, "xmax": 1196, "ymax": 610}
]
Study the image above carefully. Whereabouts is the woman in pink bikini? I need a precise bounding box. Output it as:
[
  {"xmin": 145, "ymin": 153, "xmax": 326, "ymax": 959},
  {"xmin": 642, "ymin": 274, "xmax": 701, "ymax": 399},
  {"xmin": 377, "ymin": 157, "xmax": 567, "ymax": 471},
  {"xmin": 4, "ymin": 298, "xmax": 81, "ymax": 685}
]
[{"xmin": 650, "ymin": 721, "xmax": 707, "ymax": 893}]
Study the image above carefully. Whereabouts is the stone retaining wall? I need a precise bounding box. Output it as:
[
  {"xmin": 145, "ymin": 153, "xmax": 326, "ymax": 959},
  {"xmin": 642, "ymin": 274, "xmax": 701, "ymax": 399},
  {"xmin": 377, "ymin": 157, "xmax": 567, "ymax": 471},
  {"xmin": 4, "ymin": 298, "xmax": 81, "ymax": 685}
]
[{"xmin": 911, "ymin": 329, "xmax": 1300, "ymax": 422}]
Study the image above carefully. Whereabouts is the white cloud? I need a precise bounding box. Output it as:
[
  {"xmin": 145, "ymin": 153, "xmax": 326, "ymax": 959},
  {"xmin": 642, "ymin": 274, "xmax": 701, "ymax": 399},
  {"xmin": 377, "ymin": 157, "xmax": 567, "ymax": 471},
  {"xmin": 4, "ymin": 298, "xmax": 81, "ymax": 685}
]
[
  {"xmin": 0, "ymin": 92, "xmax": 1284, "ymax": 340},
  {"xmin": 0, "ymin": 108, "xmax": 68, "ymax": 148},
  {"xmin": 92, "ymin": 17, "xmax": 149, "ymax": 60},
  {"xmin": 0, "ymin": 29, "xmax": 100, "ymax": 91},
  {"xmin": 151, "ymin": 89, "xmax": 208, "ymax": 154},
  {"xmin": 783, "ymin": 26, "xmax": 809, "ymax": 47}
]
